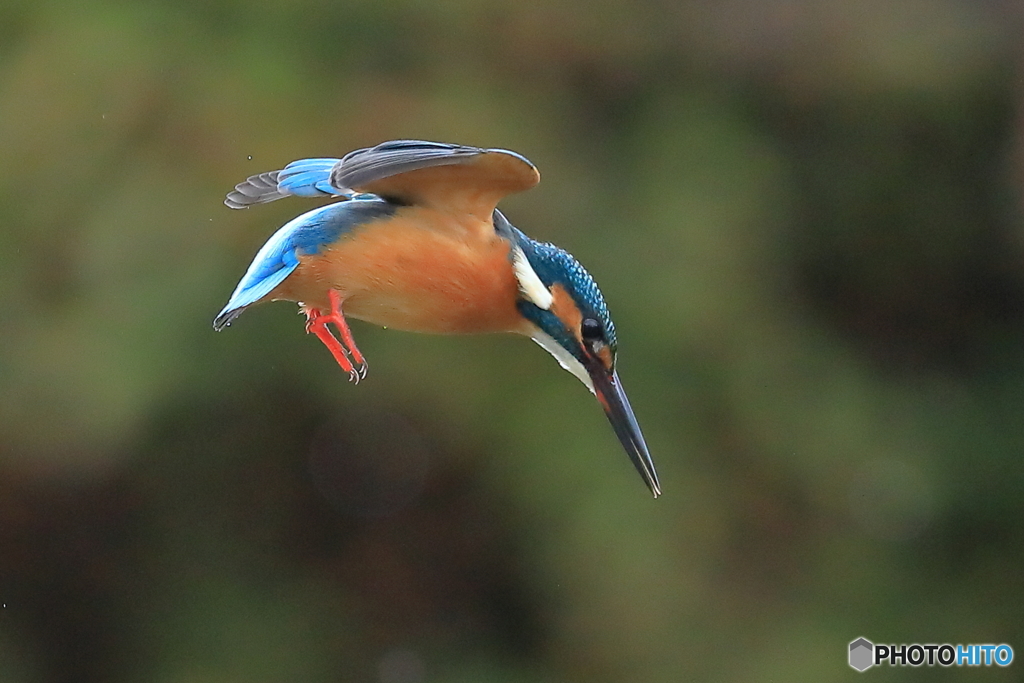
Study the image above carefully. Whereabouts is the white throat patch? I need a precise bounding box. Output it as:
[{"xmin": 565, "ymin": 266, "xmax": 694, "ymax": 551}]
[
  {"xmin": 531, "ymin": 330, "xmax": 595, "ymax": 394},
  {"xmin": 512, "ymin": 246, "xmax": 553, "ymax": 310}
]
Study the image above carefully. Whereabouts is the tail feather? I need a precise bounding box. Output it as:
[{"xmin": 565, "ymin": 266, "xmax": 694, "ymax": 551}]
[
  {"xmin": 212, "ymin": 305, "xmax": 247, "ymax": 331},
  {"xmin": 213, "ymin": 248, "xmax": 300, "ymax": 330}
]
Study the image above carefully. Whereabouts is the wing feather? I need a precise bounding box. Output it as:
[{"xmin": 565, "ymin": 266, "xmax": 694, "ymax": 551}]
[
  {"xmin": 223, "ymin": 140, "xmax": 539, "ymax": 220},
  {"xmin": 337, "ymin": 140, "xmax": 539, "ymax": 218}
]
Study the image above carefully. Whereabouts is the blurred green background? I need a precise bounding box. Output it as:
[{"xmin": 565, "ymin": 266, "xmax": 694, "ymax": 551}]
[{"xmin": 2, "ymin": 0, "xmax": 1023, "ymax": 681}]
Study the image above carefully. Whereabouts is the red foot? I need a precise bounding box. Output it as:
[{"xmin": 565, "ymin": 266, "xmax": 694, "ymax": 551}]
[{"xmin": 304, "ymin": 289, "xmax": 367, "ymax": 383}]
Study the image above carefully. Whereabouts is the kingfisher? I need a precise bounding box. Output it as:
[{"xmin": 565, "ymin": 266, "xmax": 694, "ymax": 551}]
[{"xmin": 215, "ymin": 140, "xmax": 661, "ymax": 497}]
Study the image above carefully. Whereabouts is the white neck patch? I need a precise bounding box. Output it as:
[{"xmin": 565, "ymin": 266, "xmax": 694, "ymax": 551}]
[
  {"xmin": 512, "ymin": 246, "xmax": 553, "ymax": 310},
  {"xmin": 531, "ymin": 330, "xmax": 594, "ymax": 394}
]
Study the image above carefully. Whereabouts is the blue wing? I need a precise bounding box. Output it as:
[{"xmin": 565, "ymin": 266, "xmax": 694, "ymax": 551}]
[
  {"xmin": 224, "ymin": 140, "xmax": 537, "ymax": 210},
  {"xmin": 275, "ymin": 158, "xmax": 344, "ymax": 198},
  {"xmin": 225, "ymin": 158, "xmax": 350, "ymax": 209},
  {"xmin": 213, "ymin": 198, "xmax": 396, "ymax": 329}
]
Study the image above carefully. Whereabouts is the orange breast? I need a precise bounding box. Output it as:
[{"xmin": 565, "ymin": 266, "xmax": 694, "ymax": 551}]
[{"xmin": 270, "ymin": 207, "xmax": 528, "ymax": 335}]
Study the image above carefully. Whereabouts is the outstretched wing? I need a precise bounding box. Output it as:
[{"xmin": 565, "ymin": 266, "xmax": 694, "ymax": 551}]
[
  {"xmin": 225, "ymin": 140, "xmax": 539, "ymax": 220},
  {"xmin": 225, "ymin": 159, "xmax": 347, "ymax": 208}
]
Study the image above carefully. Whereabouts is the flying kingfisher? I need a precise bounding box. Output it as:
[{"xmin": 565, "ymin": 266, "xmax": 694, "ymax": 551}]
[{"xmin": 215, "ymin": 140, "xmax": 661, "ymax": 497}]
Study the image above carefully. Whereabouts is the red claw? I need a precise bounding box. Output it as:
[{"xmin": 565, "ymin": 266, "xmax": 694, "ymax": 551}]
[{"xmin": 304, "ymin": 290, "xmax": 368, "ymax": 382}]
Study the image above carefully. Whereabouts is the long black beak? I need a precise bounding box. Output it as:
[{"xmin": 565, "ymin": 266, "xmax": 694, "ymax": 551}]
[{"xmin": 587, "ymin": 363, "xmax": 661, "ymax": 498}]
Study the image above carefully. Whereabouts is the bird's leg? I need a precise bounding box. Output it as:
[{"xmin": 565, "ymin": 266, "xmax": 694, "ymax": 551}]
[
  {"xmin": 304, "ymin": 289, "xmax": 368, "ymax": 383},
  {"xmin": 323, "ymin": 289, "xmax": 368, "ymax": 378}
]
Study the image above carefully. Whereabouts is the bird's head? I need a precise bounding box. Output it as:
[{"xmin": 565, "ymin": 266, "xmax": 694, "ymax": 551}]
[{"xmin": 495, "ymin": 212, "xmax": 661, "ymax": 497}]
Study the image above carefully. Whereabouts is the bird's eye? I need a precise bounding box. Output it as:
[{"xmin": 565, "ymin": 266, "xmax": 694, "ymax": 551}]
[{"xmin": 581, "ymin": 318, "xmax": 604, "ymax": 342}]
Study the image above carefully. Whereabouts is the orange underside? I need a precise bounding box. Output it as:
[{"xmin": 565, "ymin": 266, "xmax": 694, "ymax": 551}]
[{"xmin": 268, "ymin": 207, "xmax": 531, "ymax": 336}]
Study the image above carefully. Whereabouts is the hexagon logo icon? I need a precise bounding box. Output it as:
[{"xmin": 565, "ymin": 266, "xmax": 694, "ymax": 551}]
[{"xmin": 849, "ymin": 638, "xmax": 874, "ymax": 671}]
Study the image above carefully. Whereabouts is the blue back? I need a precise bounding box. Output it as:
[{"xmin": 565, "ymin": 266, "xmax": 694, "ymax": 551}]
[{"xmin": 214, "ymin": 198, "xmax": 396, "ymax": 329}]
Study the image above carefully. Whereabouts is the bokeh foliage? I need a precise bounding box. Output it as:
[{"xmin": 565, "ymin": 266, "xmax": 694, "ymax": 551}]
[{"xmin": 2, "ymin": 0, "xmax": 1024, "ymax": 681}]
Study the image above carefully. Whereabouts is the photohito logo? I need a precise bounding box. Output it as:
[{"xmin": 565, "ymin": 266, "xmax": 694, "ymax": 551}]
[{"xmin": 848, "ymin": 637, "xmax": 1013, "ymax": 671}]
